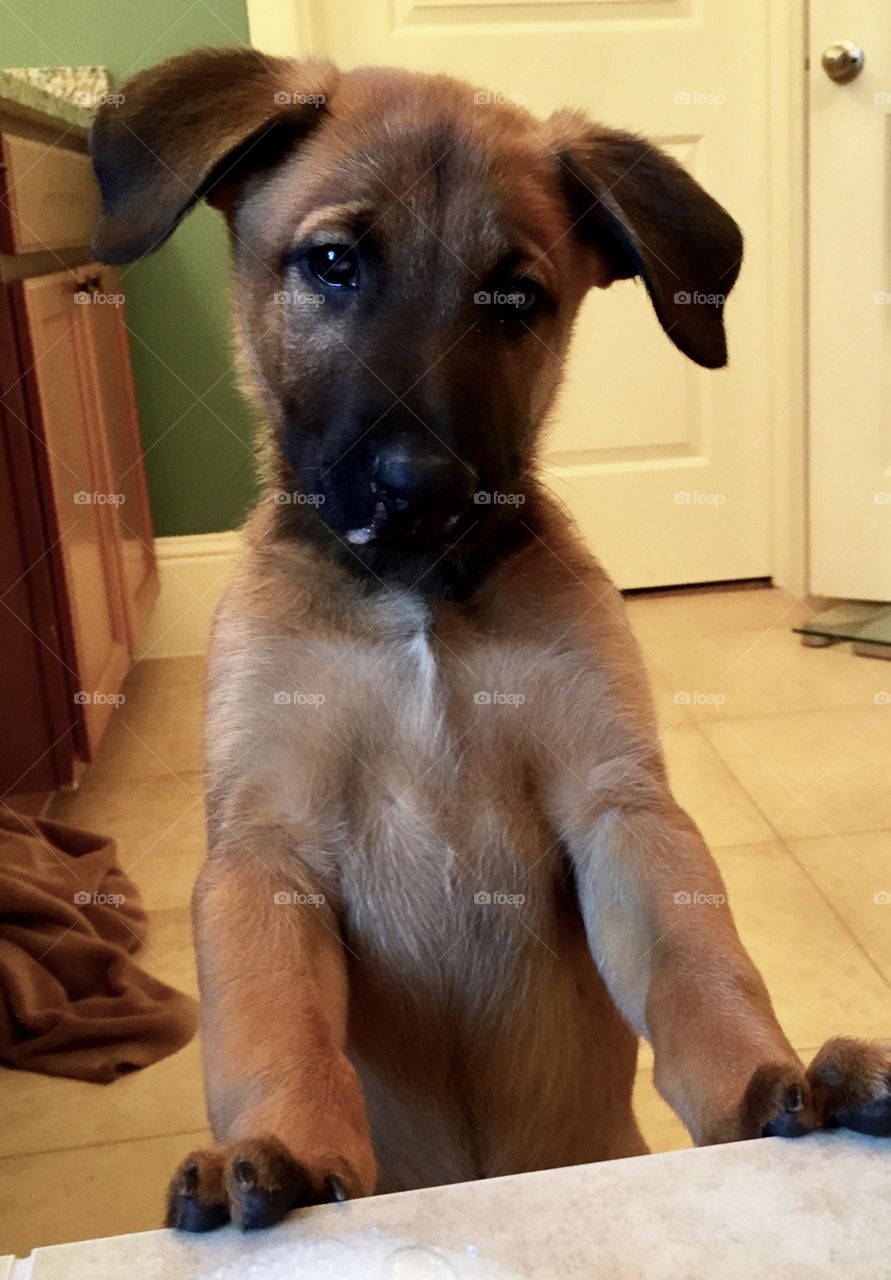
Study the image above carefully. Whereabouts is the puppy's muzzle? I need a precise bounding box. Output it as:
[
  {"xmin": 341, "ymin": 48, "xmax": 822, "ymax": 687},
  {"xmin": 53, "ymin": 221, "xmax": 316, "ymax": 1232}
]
[{"xmin": 347, "ymin": 439, "xmax": 477, "ymax": 545}]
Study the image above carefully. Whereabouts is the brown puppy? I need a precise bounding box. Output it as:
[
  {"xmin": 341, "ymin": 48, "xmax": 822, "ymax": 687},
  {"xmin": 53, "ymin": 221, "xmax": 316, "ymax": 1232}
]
[{"xmin": 91, "ymin": 49, "xmax": 891, "ymax": 1232}]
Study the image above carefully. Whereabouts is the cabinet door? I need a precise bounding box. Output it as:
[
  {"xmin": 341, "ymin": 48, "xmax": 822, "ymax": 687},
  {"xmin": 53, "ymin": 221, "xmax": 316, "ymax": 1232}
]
[
  {"xmin": 0, "ymin": 284, "xmax": 77, "ymax": 792},
  {"xmin": 77, "ymin": 264, "xmax": 159, "ymax": 643},
  {"xmin": 16, "ymin": 269, "xmax": 131, "ymax": 758}
]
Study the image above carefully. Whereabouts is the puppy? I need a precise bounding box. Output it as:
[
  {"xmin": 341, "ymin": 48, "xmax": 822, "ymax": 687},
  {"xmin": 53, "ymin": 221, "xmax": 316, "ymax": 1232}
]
[{"xmin": 90, "ymin": 49, "xmax": 891, "ymax": 1232}]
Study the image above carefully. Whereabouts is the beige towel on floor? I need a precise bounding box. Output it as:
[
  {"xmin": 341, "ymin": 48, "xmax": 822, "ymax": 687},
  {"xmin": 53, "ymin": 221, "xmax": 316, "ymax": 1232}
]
[{"xmin": 0, "ymin": 812, "xmax": 197, "ymax": 1082}]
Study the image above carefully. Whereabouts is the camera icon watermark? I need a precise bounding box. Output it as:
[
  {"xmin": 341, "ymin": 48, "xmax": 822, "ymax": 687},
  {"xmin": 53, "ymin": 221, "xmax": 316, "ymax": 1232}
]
[
  {"xmin": 673, "ymin": 290, "xmax": 726, "ymax": 307},
  {"xmin": 272, "ymin": 690, "xmax": 326, "ymax": 706},
  {"xmin": 272, "ymin": 91, "xmax": 325, "ymax": 107},
  {"xmin": 74, "ymin": 691, "xmax": 125, "ymax": 707},
  {"xmin": 473, "ymin": 90, "xmax": 525, "ymax": 106},
  {"xmin": 473, "ymin": 490, "xmax": 526, "ymax": 506},
  {"xmin": 74, "ymin": 290, "xmax": 125, "ymax": 306},
  {"xmin": 270, "ymin": 490, "xmax": 326, "ymax": 506},
  {"xmin": 874, "ymin": 890, "xmax": 891, "ymax": 906},
  {"xmin": 673, "ymin": 889, "xmax": 726, "ymax": 907},
  {"xmin": 673, "ymin": 490, "xmax": 726, "ymax": 507},
  {"xmin": 473, "ymin": 690, "xmax": 526, "ymax": 707},
  {"xmin": 673, "ymin": 90, "xmax": 726, "ymax": 107},
  {"xmin": 273, "ymin": 289, "xmax": 325, "ymax": 307},
  {"xmin": 74, "ymin": 490, "xmax": 125, "ymax": 505},
  {"xmin": 74, "ymin": 89, "xmax": 125, "ymax": 108},
  {"xmin": 674, "ymin": 690, "xmax": 726, "ymax": 707},
  {"xmin": 74, "ymin": 889, "xmax": 125, "ymax": 907}
]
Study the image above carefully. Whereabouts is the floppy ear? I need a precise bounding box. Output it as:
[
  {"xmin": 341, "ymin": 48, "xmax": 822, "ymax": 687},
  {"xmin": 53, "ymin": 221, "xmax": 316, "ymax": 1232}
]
[
  {"xmin": 548, "ymin": 110, "xmax": 743, "ymax": 369},
  {"xmin": 89, "ymin": 47, "xmax": 338, "ymax": 264}
]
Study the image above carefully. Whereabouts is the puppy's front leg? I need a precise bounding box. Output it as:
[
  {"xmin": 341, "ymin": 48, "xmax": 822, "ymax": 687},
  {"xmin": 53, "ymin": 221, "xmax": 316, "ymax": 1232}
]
[
  {"xmin": 166, "ymin": 852, "xmax": 376, "ymax": 1232},
  {"xmin": 564, "ymin": 777, "xmax": 815, "ymax": 1146}
]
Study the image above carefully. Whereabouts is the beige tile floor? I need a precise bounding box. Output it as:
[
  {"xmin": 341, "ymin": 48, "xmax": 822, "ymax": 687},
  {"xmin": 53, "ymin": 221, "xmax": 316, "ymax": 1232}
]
[{"xmin": 3, "ymin": 584, "xmax": 890, "ymax": 1257}]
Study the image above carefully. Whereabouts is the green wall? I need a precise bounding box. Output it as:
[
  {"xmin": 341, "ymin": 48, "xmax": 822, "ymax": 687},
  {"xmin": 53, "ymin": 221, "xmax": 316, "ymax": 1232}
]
[{"xmin": 2, "ymin": 0, "xmax": 258, "ymax": 535}]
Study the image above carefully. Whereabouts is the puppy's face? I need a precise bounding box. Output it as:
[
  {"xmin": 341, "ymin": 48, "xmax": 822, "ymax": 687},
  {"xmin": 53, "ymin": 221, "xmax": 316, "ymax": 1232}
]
[
  {"xmin": 232, "ymin": 73, "xmax": 592, "ymax": 571},
  {"xmin": 91, "ymin": 51, "xmax": 742, "ymax": 593}
]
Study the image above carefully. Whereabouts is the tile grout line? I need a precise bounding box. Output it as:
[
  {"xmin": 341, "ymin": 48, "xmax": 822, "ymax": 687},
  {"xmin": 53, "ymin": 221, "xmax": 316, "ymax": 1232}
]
[{"xmin": 776, "ymin": 836, "xmax": 891, "ymax": 999}]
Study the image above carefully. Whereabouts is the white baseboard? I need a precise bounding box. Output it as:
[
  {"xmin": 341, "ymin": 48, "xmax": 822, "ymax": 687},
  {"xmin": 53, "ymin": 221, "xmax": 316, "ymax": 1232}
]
[{"xmin": 138, "ymin": 531, "xmax": 241, "ymax": 660}]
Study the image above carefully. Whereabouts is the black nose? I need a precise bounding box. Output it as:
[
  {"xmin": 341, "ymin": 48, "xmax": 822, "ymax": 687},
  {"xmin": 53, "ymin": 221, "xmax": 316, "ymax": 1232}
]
[{"xmin": 371, "ymin": 440, "xmax": 476, "ymax": 524}]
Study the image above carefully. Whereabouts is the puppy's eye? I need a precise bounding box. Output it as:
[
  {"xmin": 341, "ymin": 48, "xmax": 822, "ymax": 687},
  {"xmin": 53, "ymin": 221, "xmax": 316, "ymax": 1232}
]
[
  {"xmin": 307, "ymin": 244, "xmax": 360, "ymax": 289},
  {"xmin": 494, "ymin": 278, "xmax": 542, "ymax": 319},
  {"xmin": 508, "ymin": 279, "xmax": 541, "ymax": 313}
]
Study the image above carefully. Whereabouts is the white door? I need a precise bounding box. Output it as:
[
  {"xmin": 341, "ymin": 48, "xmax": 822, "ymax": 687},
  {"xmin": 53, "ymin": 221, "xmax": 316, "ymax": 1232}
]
[
  {"xmin": 809, "ymin": 2, "xmax": 891, "ymax": 602},
  {"xmin": 249, "ymin": 0, "xmax": 777, "ymax": 589}
]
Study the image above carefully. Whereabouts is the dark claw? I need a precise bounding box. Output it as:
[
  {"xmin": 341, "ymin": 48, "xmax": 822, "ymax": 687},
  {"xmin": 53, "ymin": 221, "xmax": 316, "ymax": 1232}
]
[
  {"xmin": 324, "ymin": 1174, "xmax": 349, "ymax": 1203},
  {"xmin": 168, "ymin": 1195, "xmax": 230, "ymax": 1233},
  {"xmin": 166, "ymin": 1163, "xmax": 230, "ymax": 1234},
  {"xmin": 238, "ymin": 1185, "xmax": 296, "ymax": 1231},
  {"xmin": 762, "ymin": 1082, "xmax": 811, "ymax": 1139},
  {"xmin": 784, "ymin": 1083, "xmax": 804, "ymax": 1114},
  {"xmin": 233, "ymin": 1157, "xmax": 257, "ymax": 1189}
]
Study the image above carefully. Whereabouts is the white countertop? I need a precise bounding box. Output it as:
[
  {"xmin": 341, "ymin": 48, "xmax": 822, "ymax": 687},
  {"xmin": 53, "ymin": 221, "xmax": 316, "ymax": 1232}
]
[{"xmin": 5, "ymin": 1132, "xmax": 889, "ymax": 1279}]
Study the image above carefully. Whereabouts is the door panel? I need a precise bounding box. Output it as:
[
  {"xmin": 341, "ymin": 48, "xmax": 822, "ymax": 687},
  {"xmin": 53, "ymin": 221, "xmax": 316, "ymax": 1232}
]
[
  {"xmin": 77, "ymin": 265, "xmax": 159, "ymax": 643},
  {"xmin": 809, "ymin": 3, "xmax": 891, "ymax": 601},
  {"xmin": 17, "ymin": 269, "xmax": 130, "ymax": 758},
  {"xmin": 264, "ymin": 0, "xmax": 775, "ymax": 586}
]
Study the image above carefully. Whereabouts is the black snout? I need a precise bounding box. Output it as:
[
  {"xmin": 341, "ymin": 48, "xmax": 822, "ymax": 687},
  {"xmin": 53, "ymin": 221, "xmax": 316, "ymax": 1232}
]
[{"xmin": 371, "ymin": 439, "xmax": 477, "ymax": 530}]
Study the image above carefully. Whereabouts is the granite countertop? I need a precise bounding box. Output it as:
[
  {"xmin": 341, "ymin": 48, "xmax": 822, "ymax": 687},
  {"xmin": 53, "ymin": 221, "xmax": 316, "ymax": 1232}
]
[
  {"xmin": 0, "ymin": 66, "xmax": 98, "ymax": 134},
  {"xmin": 3, "ymin": 1132, "xmax": 889, "ymax": 1278}
]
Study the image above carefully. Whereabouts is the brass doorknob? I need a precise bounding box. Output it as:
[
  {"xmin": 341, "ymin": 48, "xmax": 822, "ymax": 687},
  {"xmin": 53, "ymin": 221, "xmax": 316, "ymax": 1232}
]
[{"xmin": 822, "ymin": 40, "xmax": 865, "ymax": 84}]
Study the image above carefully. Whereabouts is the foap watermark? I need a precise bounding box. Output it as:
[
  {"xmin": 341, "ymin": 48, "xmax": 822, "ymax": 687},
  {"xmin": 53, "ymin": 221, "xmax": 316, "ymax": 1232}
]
[
  {"xmin": 874, "ymin": 890, "xmax": 891, "ymax": 906},
  {"xmin": 674, "ymin": 90, "xmax": 726, "ymax": 108},
  {"xmin": 75, "ymin": 889, "xmax": 125, "ymax": 908},
  {"xmin": 673, "ymin": 889, "xmax": 726, "ymax": 907},
  {"xmin": 874, "ymin": 291, "xmax": 891, "ymax": 305},
  {"xmin": 874, "ymin": 692, "xmax": 891, "ymax": 705},
  {"xmin": 74, "ymin": 691, "xmax": 125, "ymax": 707},
  {"xmin": 273, "ymin": 289, "xmax": 325, "ymax": 307},
  {"xmin": 473, "ymin": 490, "xmax": 526, "ymax": 506},
  {"xmin": 473, "ymin": 289, "xmax": 532, "ymax": 309},
  {"xmin": 673, "ymin": 290, "xmax": 727, "ymax": 307},
  {"xmin": 273, "ymin": 690, "xmax": 326, "ymax": 706},
  {"xmin": 74, "ymin": 290, "xmax": 125, "ymax": 307},
  {"xmin": 74, "ymin": 490, "xmax": 125, "ymax": 506},
  {"xmin": 875, "ymin": 91, "xmax": 891, "ymax": 106},
  {"xmin": 874, "ymin": 491, "xmax": 891, "ymax": 505},
  {"xmin": 74, "ymin": 89, "xmax": 125, "ymax": 108},
  {"xmin": 473, "ymin": 90, "xmax": 525, "ymax": 106},
  {"xmin": 273, "ymin": 91, "xmax": 326, "ymax": 107},
  {"xmin": 674, "ymin": 490, "xmax": 726, "ymax": 507},
  {"xmin": 674, "ymin": 690, "xmax": 726, "ymax": 708},
  {"xmin": 473, "ymin": 690, "xmax": 526, "ymax": 707},
  {"xmin": 473, "ymin": 890, "xmax": 526, "ymax": 907},
  {"xmin": 272, "ymin": 890, "xmax": 326, "ymax": 906},
  {"xmin": 270, "ymin": 489, "xmax": 326, "ymax": 507}
]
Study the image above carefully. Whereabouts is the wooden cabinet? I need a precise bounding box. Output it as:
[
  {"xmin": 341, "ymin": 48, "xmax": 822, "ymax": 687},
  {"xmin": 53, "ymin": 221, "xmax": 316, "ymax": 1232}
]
[{"xmin": 0, "ymin": 123, "xmax": 158, "ymax": 794}]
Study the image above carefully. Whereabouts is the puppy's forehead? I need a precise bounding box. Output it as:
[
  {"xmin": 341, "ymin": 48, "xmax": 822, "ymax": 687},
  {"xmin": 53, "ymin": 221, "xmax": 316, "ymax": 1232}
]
[{"xmin": 250, "ymin": 68, "xmax": 568, "ymax": 268}]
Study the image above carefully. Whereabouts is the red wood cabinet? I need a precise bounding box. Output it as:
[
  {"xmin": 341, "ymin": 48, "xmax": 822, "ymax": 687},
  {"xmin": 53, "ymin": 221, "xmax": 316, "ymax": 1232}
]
[{"xmin": 0, "ymin": 127, "xmax": 158, "ymax": 794}]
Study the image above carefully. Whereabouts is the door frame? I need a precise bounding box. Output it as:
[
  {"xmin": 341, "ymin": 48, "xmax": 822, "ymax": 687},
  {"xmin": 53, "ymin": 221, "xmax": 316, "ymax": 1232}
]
[{"xmin": 245, "ymin": 0, "xmax": 809, "ymax": 597}]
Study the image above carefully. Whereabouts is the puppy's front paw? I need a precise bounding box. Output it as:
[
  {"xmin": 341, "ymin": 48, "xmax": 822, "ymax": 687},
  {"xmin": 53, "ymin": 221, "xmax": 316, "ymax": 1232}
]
[
  {"xmin": 807, "ymin": 1037, "xmax": 891, "ymax": 1137},
  {"xmin": 166, "ymin": 1136, "xmax": 355, "ymax": 1232}
]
